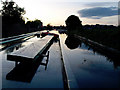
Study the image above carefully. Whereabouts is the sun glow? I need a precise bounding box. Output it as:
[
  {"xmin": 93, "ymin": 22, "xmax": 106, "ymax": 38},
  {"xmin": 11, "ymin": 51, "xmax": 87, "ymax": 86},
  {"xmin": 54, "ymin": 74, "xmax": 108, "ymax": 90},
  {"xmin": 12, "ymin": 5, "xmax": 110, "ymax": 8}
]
[{"xmin": 0, "ymin": 0, "xmax": 119, "ymax": 26}]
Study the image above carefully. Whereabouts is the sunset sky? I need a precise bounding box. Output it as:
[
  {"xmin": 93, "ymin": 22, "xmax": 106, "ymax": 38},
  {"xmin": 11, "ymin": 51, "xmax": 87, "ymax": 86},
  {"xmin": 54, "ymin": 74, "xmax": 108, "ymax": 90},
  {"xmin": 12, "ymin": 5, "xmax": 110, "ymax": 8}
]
[{"xmin": 0, "ymin": 0, "xmax": 119, "ymax": 26}]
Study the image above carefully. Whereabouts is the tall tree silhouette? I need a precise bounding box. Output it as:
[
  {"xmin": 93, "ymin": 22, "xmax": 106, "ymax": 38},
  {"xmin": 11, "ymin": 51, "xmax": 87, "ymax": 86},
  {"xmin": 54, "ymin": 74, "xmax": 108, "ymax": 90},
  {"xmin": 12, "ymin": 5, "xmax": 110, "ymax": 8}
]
[
  {"xmin": 65, "ymin": 15, "xmax": 82, "ymax": 31},
  {"xmin": 0, "ymin": 0, "xmax": 26, "ymax": 38},
  {"xmin": 1, "ymin": 0, "xmax": 26, "ymax": 24}
]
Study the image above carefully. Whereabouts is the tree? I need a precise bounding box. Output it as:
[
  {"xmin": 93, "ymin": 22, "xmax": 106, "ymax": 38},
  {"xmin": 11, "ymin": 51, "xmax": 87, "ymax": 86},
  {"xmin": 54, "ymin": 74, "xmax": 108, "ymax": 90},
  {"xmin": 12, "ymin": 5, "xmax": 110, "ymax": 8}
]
[
  {"xmin": 65, "ymin": 15, "xmax": 82, "ymax": 31},
  {"xmin": 46, "ymin": 24, "xmax": 53, "ymax": 30},
  {"xmin": 26, "ymin": 19, "xmax": 43, "ymax": 29},
  {"xmin": 0, "ymin": 0, "xmax": 26, "ymax": 24},
  {"xmin": 1, "ymin": 0, "xmax": 26, "ymax": 38},
  {"xmin": 33, "ymin": 19, "xmax": 43, "ymax": 29}
]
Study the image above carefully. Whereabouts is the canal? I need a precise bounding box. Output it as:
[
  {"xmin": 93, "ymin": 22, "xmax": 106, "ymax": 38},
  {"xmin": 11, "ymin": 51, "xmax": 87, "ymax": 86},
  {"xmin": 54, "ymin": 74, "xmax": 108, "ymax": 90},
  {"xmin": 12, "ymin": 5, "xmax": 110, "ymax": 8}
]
[
  {"xmin": 1, "ymin": 33, "xmax": 64, "ymax": 89},
  {"xmin": 0, "ymin": 30, "xmax": 120, "ymax": 89},
  {"xmin": 59, "ymin": 33, "xmax": 120, "ymax": 88}
]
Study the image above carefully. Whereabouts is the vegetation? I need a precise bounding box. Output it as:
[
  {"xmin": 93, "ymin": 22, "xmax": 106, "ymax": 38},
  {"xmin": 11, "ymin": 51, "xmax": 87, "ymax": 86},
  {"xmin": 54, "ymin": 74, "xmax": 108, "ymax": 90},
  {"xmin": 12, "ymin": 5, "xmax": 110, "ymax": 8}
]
[
  {"xmin": 26, "ymin": 19, "xmax": 43, "ymax": 31},
  {"xmin": 0, "ymin": 0, "xmax": 26, "ymax": 38},
  {"xmin": 79, "ymin": 25, "xmax": 120, "ymax": 51},
  {"xmin": 65, "ymin": 15, "xmax": 82, "ymax": 35},
  {"xmin": 0, "ymin": 0, "xmax": 43, "ymax": 38},
  {"xmin": 65, "ymin": 15, "xmax": 120, "ymax": 51},
  {"xmin": 1, "ymin": 0, "xmax": 25, "ymax": 25},
  {"xmin": 46, "ymin": 24, "xmax": 53, "ymax": 30}
]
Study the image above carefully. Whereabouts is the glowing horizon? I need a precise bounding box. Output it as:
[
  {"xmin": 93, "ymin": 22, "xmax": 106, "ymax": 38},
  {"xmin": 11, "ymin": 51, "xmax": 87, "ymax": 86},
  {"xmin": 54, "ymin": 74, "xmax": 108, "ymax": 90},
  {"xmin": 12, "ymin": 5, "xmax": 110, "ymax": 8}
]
[{"xmin": 0, "ymin": 0, "xmax": 119, "ymax": 26}]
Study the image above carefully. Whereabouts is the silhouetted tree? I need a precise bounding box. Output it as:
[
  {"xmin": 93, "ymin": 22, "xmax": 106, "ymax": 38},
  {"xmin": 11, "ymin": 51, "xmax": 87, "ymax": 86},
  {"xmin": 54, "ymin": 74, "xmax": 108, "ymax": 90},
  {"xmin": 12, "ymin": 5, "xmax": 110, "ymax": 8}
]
[
  {"xmin": 0, "ymin": 0, "xmax": 26, "ymax": 37},
  {"xmin": 65, "ymin": 15, "xmax": 82, "ymax": 31},
  {"xmin": 46, "ymin": 24, "xmax": 53, "ymax": 30},
  {"xmin": 1, "ymin": 0, "xmax": 25, "ymax": 24},
  {"xmin": 26, "ymin": 19, "xmax": 43, "ymax": 30},
  {"xmin": 33, "ymin": 19, "xmax": 43, "ymax": 29}
]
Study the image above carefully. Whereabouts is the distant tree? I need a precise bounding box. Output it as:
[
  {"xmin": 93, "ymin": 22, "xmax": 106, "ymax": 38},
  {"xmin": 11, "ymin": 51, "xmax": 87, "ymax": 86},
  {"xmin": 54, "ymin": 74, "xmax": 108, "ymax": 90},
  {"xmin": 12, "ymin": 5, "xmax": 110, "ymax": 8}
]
[
  {"xmin": 33, "ymin": 19, "xmax": 43, "ymax": 29},
  {"xmin": 0, "ymin": 0, "xmax": 26, "ymax": 24},
  {"xmin": 46, "ymin": 24, "xmax": 53, "ymax": 30},
  {"xmin": 26, "ymin": 19, "xmax": 43, "ymax": 29},
  {"xmin": 65, "ymin": 15, "xmax": 82, "ymax": 31}
]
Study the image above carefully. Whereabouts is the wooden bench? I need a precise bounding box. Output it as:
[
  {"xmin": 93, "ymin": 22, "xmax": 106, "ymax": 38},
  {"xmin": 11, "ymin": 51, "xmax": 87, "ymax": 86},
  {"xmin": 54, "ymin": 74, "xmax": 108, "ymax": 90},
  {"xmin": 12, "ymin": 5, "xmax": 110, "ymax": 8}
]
[{"xmin": 7, "ymin": 36, "xmax": 53, "ymax": 66}]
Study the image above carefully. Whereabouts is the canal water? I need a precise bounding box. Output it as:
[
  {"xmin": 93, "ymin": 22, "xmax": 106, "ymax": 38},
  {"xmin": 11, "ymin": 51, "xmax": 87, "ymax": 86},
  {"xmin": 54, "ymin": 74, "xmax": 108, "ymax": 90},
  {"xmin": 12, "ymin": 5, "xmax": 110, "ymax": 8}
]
[
  {"xmin": 0, "ymin": 30, "xmax": 120, "ymax": 89},
  {"xmin": 59, "ymin": 33, "xmax": 120, "ymax": 88},
  {"xmin": 1, "ymin": 34, "xmax": 64, "ymax": 89}
]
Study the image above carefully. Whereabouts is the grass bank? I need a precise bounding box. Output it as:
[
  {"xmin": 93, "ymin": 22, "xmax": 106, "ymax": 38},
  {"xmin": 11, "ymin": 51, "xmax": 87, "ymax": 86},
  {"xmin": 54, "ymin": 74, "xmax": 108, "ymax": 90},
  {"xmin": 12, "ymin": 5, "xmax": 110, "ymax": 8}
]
[{"xmin": 75, "ymin": 26, "xmax": 120, "ymax": 51}]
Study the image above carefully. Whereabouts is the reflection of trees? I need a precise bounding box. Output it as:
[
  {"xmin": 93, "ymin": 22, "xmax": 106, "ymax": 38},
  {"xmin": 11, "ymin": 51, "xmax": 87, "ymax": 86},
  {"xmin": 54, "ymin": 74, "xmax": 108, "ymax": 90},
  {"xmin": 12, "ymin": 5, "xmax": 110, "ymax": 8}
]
[
  {"xmin": 65, "ymin": 35, "xmax": 120, "ymax": 69},
  {"xmin": 65, "ymin": 35, "xmax": 81, "ymax": 49},
  {"xmin": 5, "ymin": 43, "xmax": 22, "ymax": 54},
  {"xmin": 84, "ymin": 43, "xmax": 120, "ymax": 69}
]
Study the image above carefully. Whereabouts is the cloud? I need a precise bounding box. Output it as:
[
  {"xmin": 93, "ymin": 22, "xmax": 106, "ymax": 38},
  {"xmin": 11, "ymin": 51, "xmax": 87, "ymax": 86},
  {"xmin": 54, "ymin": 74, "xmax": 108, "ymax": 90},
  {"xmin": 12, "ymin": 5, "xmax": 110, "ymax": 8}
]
[
  {"xmin": 78, "ymin": 7, "xmax": 118, "ymax": 19},
  {"xmin": 85, "ymin": 2, "xmax": 117, "ymax": 7}
]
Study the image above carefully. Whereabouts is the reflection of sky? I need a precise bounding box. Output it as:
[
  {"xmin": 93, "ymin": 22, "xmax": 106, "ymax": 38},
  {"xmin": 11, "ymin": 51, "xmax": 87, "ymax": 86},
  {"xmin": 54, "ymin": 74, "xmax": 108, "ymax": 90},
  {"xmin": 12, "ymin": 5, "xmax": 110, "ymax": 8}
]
[
  {"xmin": 59, "ymin": 33, "xmax": 120, "ymax": 88},
  {"xmin": 0, "ymin": 0, "xmax": 119, "ymax": 26}
]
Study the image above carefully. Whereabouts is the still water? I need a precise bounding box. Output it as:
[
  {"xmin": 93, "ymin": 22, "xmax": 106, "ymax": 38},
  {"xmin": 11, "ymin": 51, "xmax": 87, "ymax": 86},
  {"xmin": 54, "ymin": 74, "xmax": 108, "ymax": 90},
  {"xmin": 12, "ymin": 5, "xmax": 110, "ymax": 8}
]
[
  {"xmin": 0, "ymin": 30, "xmax": 120, "ymax": 89},
  {"xmin": 59, "ymin": 33, "xmax": 120, "ymax": 88},
  {"xmin": 1, "ymin": 34, "xmax": 63, "ymax": 89}
]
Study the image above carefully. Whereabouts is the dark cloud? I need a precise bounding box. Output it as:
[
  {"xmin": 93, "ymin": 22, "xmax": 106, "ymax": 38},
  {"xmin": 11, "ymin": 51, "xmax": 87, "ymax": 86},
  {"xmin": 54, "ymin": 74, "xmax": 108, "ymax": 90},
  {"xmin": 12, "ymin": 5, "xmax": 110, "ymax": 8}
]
[
  {"xmin": 78, "ymin": 7, "xmax": 118, "ymax": 19},
  {"xmin": 85, "ymin": 2, "xmax": 117, "ymax": 7},
  {"xmin": 119, "ymin": 1, "xmax": 120, "ymax": 15}
]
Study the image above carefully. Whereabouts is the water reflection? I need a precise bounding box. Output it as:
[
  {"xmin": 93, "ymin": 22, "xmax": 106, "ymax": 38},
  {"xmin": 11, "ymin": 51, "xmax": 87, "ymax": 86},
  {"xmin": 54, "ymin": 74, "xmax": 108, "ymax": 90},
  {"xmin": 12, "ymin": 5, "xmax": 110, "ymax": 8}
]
[
  {"xmin": 84, "ymin": 43, "xmax": 120, "ymax": 69},
  {"xmin": 65, "ymin": 35, "xmax": 81, "ymax": 49},
  {"xmin": 64, "ymin": 35, "xmax": 120, "ymax": 69},
  {"xmin": 6, "ymin": 56, "xmax": 48, "ymax": 83},
  {"xmin": 58, "ymin": 30, "xmax": 67, "ymax": 34},
  {"xmin": 5, "ymin": 43, "xmax": 23, "ymax": 54},
  {"xmin": 0, "ymin": 36, "xmax": 33, "ymax": 52},
  {"xmin": 1, "ymin": 36, "xmax": 42, "ymax": 54}
]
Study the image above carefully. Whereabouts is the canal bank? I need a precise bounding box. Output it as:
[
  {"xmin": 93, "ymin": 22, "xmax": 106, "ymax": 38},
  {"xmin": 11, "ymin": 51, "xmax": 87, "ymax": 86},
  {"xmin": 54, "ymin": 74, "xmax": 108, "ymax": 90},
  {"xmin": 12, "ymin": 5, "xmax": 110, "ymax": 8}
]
[{"xmin": 74, "ymin": 34, "xmax": 120, "ymax": 59}]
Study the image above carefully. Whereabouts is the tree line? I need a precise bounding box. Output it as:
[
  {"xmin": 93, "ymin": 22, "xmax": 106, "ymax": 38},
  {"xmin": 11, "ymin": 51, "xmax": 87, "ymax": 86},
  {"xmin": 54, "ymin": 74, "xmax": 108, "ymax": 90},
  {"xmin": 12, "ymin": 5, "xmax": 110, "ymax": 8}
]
[
  {"xmin": 0, "ymin": 0, "xmax": 43, "ymax": 38},
  {"xmin": 65, "ymin": 15, "xmax": 120, "ymax": 51}
]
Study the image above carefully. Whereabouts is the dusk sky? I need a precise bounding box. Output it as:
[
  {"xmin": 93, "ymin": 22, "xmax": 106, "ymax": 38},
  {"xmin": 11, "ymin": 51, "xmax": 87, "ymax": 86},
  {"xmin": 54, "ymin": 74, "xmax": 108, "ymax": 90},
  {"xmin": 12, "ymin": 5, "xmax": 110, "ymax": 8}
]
[{"xmin": 0, "ymin": 0, "xmax": 119, "ymax": 26}]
